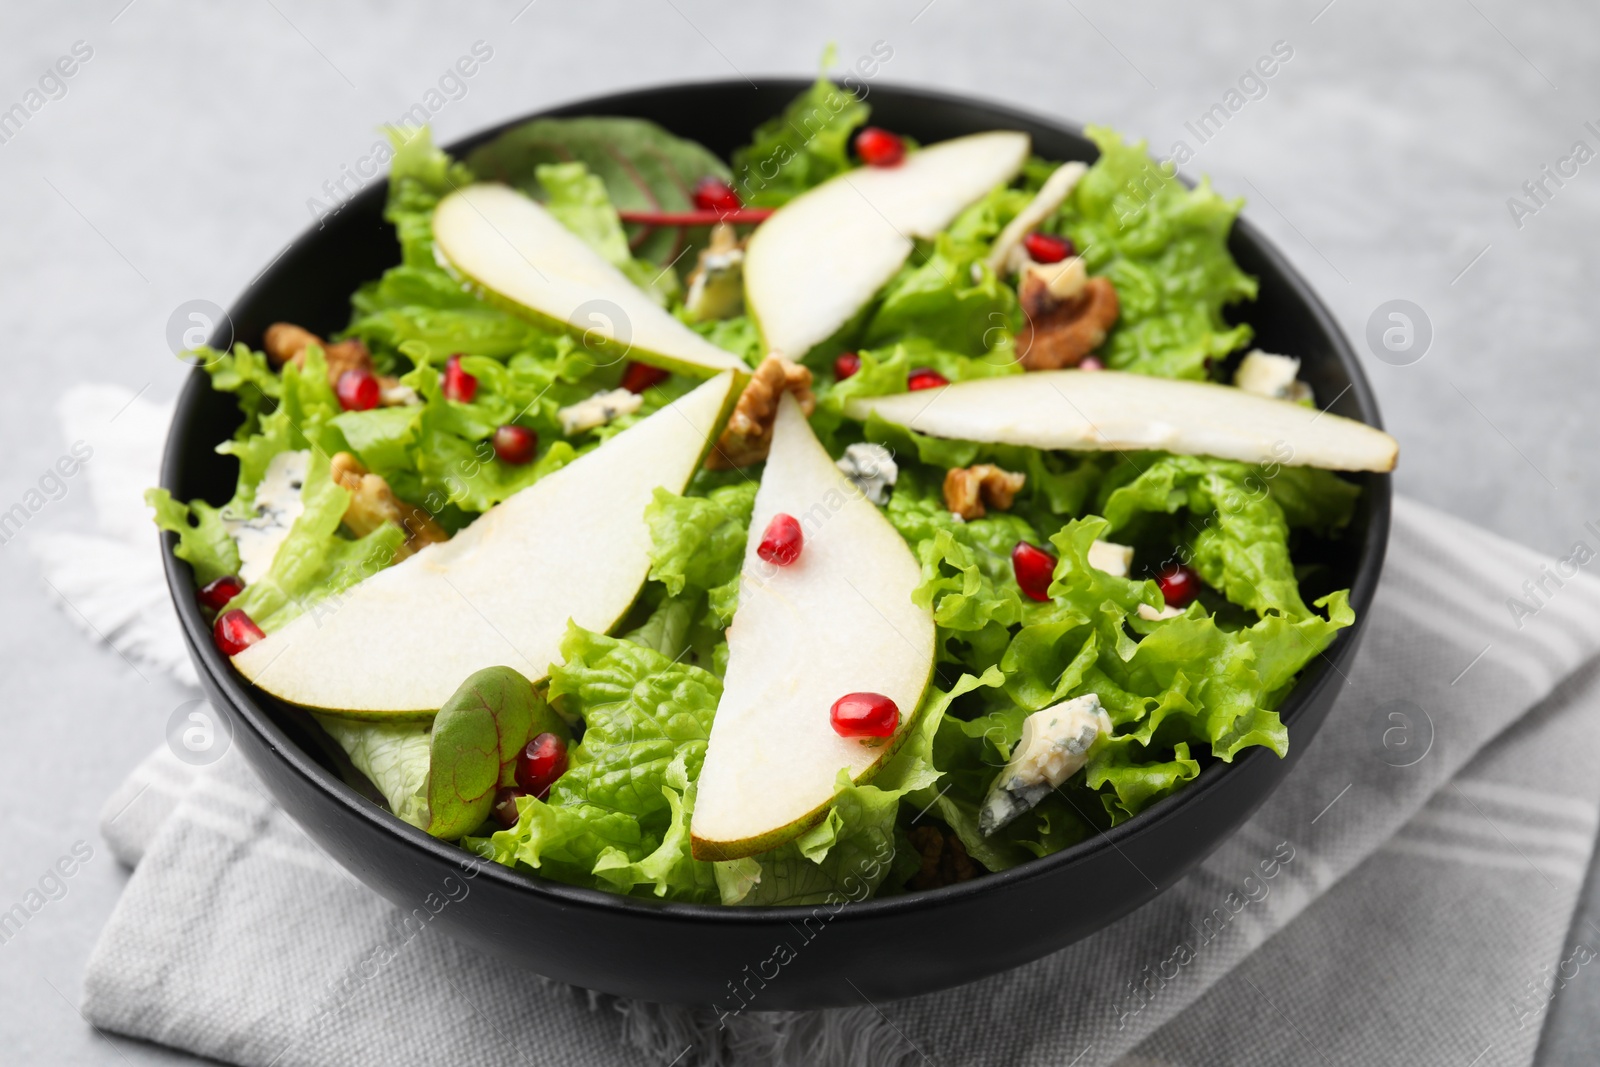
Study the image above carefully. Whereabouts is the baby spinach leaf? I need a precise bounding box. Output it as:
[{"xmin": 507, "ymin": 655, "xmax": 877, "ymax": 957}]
[
  {"xmin": 465, "ymin": 116, "xmax": 730, "ymax": 266},
  {"xmin": 426, "ymin": 666, "xmax": 544, "ymax": 840}
]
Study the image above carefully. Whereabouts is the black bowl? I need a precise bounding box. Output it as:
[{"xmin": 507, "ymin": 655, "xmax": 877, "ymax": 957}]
[{"xmin": 161, "ymin": 79, "xmax": 1390, "ymax": 1009}]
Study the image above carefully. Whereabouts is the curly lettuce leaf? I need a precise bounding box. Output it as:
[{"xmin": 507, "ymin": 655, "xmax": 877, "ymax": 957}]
[
  {"xmin": 716, "ymin": 769, "xmax": 903, "ymax": 906},
  {"xmin": 730, "ymin": 54, "xmax": 868, "ymax": 208},
  {"xmin": 384, "ymin": 125, "xmax": 475, "ymax": 268},
  {"xmin": 1098, "ymin": 454, "xmax": 1356, "ymax": 620},
  {"xmin": 315, "ymin": 716, "xmax": 432, "ymax": 829},
  {"xmin": 644, "ymin": 482, "xmax": 756, "ymax": 627},
  {"xmin": 216, "ymin": 344, "xmax": 342, "ymax": 512},
  {"xmin": 479, "ymin": 626, "xmax": 722, "ymax": 902},
  {"xmin": 225, "ymin": 450, "xmax": 405, "ymax": 633},
  {"xmin": 1056, "ymin": 126, "xmax": 1257, "ymax": 379},
  {"xmin": 145, "ymin": 489, "xmax": 241, "ymax": 587},
  {"xmin": 535, "ymin": 161, "xmax": 677, "ymax": 303}
]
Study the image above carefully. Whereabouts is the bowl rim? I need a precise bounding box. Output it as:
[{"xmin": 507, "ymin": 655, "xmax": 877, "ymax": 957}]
[{"xmin": 162, "ymin": 76, "xmax": 1392, "ymax": 924}]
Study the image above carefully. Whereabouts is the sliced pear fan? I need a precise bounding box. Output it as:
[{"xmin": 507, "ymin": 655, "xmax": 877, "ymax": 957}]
[
  {"xmin": 845, "ymin": 370, "xmax": 1398, "ymax": 473},
  {"xmin": 432, "ymin": 183, "xmax": 748, "ymax": 377},
  {"xmin": 744, "ymin": 130, "xmax": 1031, "ymax": 359},
  {"xmin": 690, "ymin": 394, "xmax": 936, "ymax": 860},
  {"xmin": 232, "ymin": 372, "xmax": 741, "ymax": 717}
]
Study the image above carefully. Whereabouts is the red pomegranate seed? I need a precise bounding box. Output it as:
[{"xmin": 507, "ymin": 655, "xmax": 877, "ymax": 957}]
[
  {"xmin": 907, "ymin": 368, "xmax": 949, "ymax": 391},
  {"xmin": 834, "ymin": 352, "xmax": 861, "ymax": 381},
  {"xmin": 335, "ymin": 369, "xmax": 380, "ymax": 411},
  {"xmin": 514, "ymin": 732, "xmax": 569, "ymax": 800},
  {"xmin": 1022, "ymin": 231, "xmax": 1074, "ymax": 263},
  {"xmin": 1158, "ymin": 563, "xmax": 1202, "ymax": 608},
  {"xmin": 442, "ymin": 354, "xmax": 478, "ymax": 403},
  {"xmin": 831, "ymin": 692, "xmax": 900, "ymax": 738},
  {"xmin": 491, "ymin": 786, "xmax": 526, "ymax": 829},
  {"xmin": 1011, "ymin": 542, "xmax": 1057, "ymax": 602},
  {"xmin": 198, "ymin": 574, "xmax": 245, "ymax": 612},
  {"xmin": 692, "ymin": 176, "xmax": 742, "ymax": 215},
  {"xmin": 492, "ymin": 425, "xmax": 537, "ymax": 465},
  {"xmin": 620, "ymin": 361, "xmax": 671, "ymax": 394},
  {"xmin": 756, "ymin": 513, "xmax": 804, "ymax": 566},
  {"xmin": 854, "ymin": 127, "xmax": 905, "ymax": 167},
  {"xmin": 1079, "ymin": 356, "xmax": 1106, "ymax": 371},
  {"xmin": 213, "ymin": 609, "xmax": 264, "ymax": 656}
]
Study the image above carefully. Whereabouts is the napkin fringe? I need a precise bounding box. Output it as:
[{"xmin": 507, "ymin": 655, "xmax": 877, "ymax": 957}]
[{"xmin": 608, "ymin": 997, "xmax": 922, "ymax": 1067}]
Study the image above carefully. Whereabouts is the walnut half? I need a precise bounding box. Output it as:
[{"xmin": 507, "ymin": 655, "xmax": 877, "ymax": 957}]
[
  {"xmin": 705, "ymin": 355, "xmax": 816, "ymax": 469},
  {"xmin": 943, "ymin": 463, "xmax": 1026, "ymax": 520},
  {"xmin": 906, "ymin": 825, "xmax": 979, "ymax": 891},
  {"xmin": 1015, "ymin": 266, "xmax": 1120, "ymax": 371},
  {"xmin": 329, "ymin": 452, "xmax": 449, "ymax": 562}
]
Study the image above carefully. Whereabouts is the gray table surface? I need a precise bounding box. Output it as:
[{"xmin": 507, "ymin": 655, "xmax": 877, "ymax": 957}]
[{"xmin": 2, "ymin": 1, "xmax": 1596, "ymax": 1063}]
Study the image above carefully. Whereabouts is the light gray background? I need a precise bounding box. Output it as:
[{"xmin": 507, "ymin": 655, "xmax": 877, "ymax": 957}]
[{"xmin": 2, "ymin": 1, "xmax": 1596, "ymax": 1063}]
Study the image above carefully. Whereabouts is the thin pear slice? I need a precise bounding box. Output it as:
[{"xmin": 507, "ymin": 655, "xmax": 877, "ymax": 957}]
[
  {"xmin": 691, "ymin": 394, "xmax": 936, "ymax": 860},
  {"xmin": 433, "ymin": 183, "xmax": 747, "ymax": 377},
  {"xmin": 845, "ymin": 369, "xmax": 1399, "ymax": 472},
  {"xmin": 232, "ymin": 372, "xmax": 740, "ymax": 717},
  {"xmin": 744, "ymin": 130, "xmax": 1031, "ymax": 359}
]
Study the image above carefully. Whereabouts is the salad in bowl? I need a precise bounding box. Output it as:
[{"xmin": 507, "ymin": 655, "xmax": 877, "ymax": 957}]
[{"xmin": 151, "ymin": 72, "xmax": 1396, "ymax": 911}]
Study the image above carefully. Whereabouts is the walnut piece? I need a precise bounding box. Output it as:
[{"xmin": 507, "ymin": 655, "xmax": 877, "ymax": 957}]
[
  {"xmin": 329, "ymin": 452, "xmax": 449, "ymax": 562},
  {"xmin": 1015, "ymin": 268, "xmax": 1120, "ymax": 371},
  {"xmin": 705, "ymin": 355, "xmax": 816, "ymax": 469},
  {"xmin": 263, "ymin": 322, "xmax": 413, "ymax": 405},
  {"xmin": 943, "ymin": 463, "xmax": 1026, "ymax": 520},
  {"xmin": 907, "ymin": 825, "xmax": 979, "ymax": 891}
]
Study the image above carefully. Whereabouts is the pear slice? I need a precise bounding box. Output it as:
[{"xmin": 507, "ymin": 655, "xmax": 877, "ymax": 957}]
[
  {"xmin": 232, "ymin": 372, "xmax": 740, "ymax": 717},
  {"xmin": 690, "ymin": 394, "xmax": 936, "ymax": 860},
  {"xmin": 744, "ymin": 130, "xmax": 1031, "ymax": 359},
  {"xmin": 845, "ymin": 369, "xmax": 1399, "ymax": 473},
  {"xmin": 433, "ymin": 183, "xmax": 747, "ymax": 377}
]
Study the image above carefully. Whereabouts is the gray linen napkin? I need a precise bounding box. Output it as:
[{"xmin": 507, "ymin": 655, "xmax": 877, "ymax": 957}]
[{"xmin": 80, "ymin": 496, "xmax": 1600, "ymax": 1067}]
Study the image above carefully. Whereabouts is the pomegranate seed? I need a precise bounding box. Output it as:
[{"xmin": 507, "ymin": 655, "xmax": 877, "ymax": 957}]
[
  {"xmin": 515, "ymin": 732, "xmax": 569, "ymax": 799},
  {"xmin": 1157, "ymin": 563, "xmax": 1202, "ymax": 608},
  {"xmin": 213, "ymin": 609, "xmax": 264, "ymax": 656},
  {"xmin": 492, "ymin": 425, "xmax": 538, "ymax": 465},
  {"xmin": 834, "ymin": 352, "xmax": 861, "ymax": 381},
  {"xmin": 854, "ymin": 127, "xmax": 905, "ymax": 167},
  {"xmin": 1079, "ymin": 356, "xmax": 1106, "ymax": 371},
  {"xmin": 620, "ymin": 361, "xmax": 671, "ymax": 394},
  {"xmin": 491, "ymin": 786, "xmax": 526, "ymax": 829},
  {"xmin": 907, "ymin": 368, "xmax": 949, "ymax": 391},
  {"xmin": 1022, "ymin": 231, "xmax": 1074, "ymax": 263},
  {"xmin": 335, "ymin": 369, "xmax": 380, "ymax": 411},
  {"xmin": 831, "ymin": 692, "xmax": 900, "ymax": 738},
  {"xmin": 197, "ymin": 574, "xmax": 245, "ymax": 612},
  {"xmin": 691, "ymin": 176, "xmax": 742, "ymax": 215},
  {"xmin": 756, "ymin": 513, "xmax": 804, "ymax": 566},
  {"xmin": 1011, "ymin": 542, "xmax": 1057, "ymax": 602},
  {"xmin": 442, "ymin": 354, "xmax": 478, "ymax": 403}
]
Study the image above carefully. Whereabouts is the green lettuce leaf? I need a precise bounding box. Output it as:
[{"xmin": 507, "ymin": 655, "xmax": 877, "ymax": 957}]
[
  {"xmin": 644, "ymin": 482, "xmax": 756, "ymax": 627},
  {"xmin": 730, "ymin": 56, "xmax": 868, "ymax": 208},
  {"xmin": 479, "ymin": 626, "xmax": 722, "ymax": 902},
  {"xmin": 1056, "ymin": 127, "xmax": 1257, "ymax": 379},
  {"xmin": 535, "ymin": 161, "xmax": 677, "ymax": 302},
  {"xmin": 383, "ymin": 125, "xmax": 475, "ymax": 269},
  {"xmin": 146, "ymin": 489, "xmax": 241, "ymax": 587},
  {"xmin": 226, "ymin": 450, "xmax": 405, "ymax": 633},
  {"xmin": 315, "ymin": 716, "xmax": 432, "ymax": 829}
]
